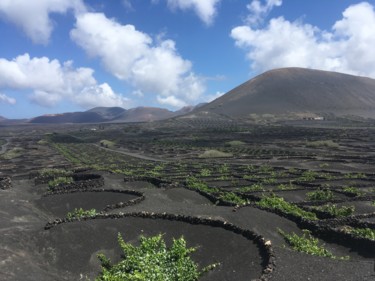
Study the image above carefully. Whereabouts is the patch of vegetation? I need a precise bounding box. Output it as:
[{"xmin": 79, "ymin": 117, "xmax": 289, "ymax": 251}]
[
  {"xmin": 257, "ymin": 194, "xmax": 317, "ymax": 220},
  {"xmin": 199, "ymin": 168, "xmax": 211, "ymax": 177},
  {"xmin": 239, "ymin": 183, "xmax": 264, "ymax": 192},
  {"xmin": 306, "ymin": 140, "xmax": 339, "ymax": 149},
  {"xmin": 218, "ymin": 192, "xmax": 248, "ymax": 205},
  {"xmin": 224, "ymin": 140, "xmax": 246, "ymax": 147},
  {"xmin": 198, "ymin": 150, "xmax": 233, "ymax": 158},
  {"xmin": 298, "ymin": 170, "xmax": 317, "ymax": 182},
  {"xmin": 278, "ymin": 229, "xmax": 349, "ymax": 260},
  {"xmin": 96, "ymin": 233, "xmax": 219, "ymax": 281},
  {"xmin": 277, "ymin": 182, "xmax": 297, "ymax": 190},
  {"xmin": 311, "ymin": 204, "xmax": 354, "ymax": 218},
  {"xmin": 0, "ymin": 139, "xmax": 6, "ymax": 146},
  {"xmin": 48, "ymin": 176, "xmax": 73, "ymax": 190},
  {"xmin": 1, "ymin": 147, "xmax": 23, "ymax": 159},
  {"xmin": 185, "ymin": 177, "xmax": 219, "ymax": 194},
  {"xmin": 319, "ymin": 163, "xmax": 330, "ymax": 168},
  {"xmin": 342, "ymin": 186, "xmax": 364, "ymax": 197},
  {"xmin": 262, "ymin": 177, "xmax": 276, "ymax": 184},
  {"xmin": 344, "ymin": 173, "xmax": 366, "ymax": 179},
  {"xmin": 306, "ymin": 189, "xmax": 334, "ymax": 201},
  {"xmin": 99, "ymin": 139, "xmax": 116, "ymax": 148},
  {"xmin": 218, "ymin": 163, "xmax": 229, "ymax": 174},
  {"xmin": 67, "ymin": 208, "xmax": 97, "ymax": 219},
  {"xmin": 341, "ymin": 226, "xmax": 375, "ymax": 241},
  {"xmin": 40, "ymin": 168, "xmax": 71, "ymax": 178}
]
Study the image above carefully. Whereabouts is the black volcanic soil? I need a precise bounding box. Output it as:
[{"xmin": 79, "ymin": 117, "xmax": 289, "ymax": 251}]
[
  {"xmin": 39, "ymin": 217, "xmax": 263, "ymax": 281},
  {"xmin": 1, "ymin": 121, "xmax": 375, "ymax": 281},
  {"xmin": 35, "ymin": 191, "xmax": 140, "ymax": 218}
]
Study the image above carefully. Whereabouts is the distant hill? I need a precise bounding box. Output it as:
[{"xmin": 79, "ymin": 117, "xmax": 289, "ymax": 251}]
[
  {"xmin": 0, "ymin": 116, "xmax": 6, "ymax": 122},
  {"xmin": 191, "ymin": 68, "xmax": 375, "ymax": 120},
  {"xmin": 29, "ymin": 112, "xmax": 106, "ymax": 124},
  {"xmin": 114, "ymin": 107, "xmax": 174, "ymax": 123},
  {"xmin": 28, "ymin": 105, "xmax": 197, "ymax": 124},
  {"xmin": 86, "ymin": 107, "xmax": 126, "ymax": 120}
]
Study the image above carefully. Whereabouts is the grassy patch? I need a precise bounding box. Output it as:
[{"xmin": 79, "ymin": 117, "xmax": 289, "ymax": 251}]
[
  {"xmin": 306, "ymin": 189, "xmax": 334, "ymax": 201},
  {"xmin": 277, "ymin": 182, "xmax": 297, "ymax": 190},
  {"xmin": 199, "ymin": 168, "xmax": 211, "ymax": 177},
  {"xmin": 278, "ymin": 229, "xmax": 349, "ymax": 260},
  {"xmin": 311, "ymin": 204, "xmax": 354, "ymax": 217},
  {"xmin": 1, "ymin": 147, "xmax": 23, "ymax": 159},
  {"xmin": 199, "ymin": 150, "xmax": 233, "ymax": 158},
  {"xmin": 218, "ymin": 192, "xmax": 248, "ymax": 205},
  {"xmin": 342, "ymin": 186, "xmax": 364, "ymax": 197},
  {"xmin": 306, "ymin": 140, "xmax": 339, "ymax": 149},
  {"xmin": 96, "ymin": 233, "xmax": 219, "ymax": 281},
  {"xmin": 344, "ymin": 172, "xmax": 366, "ymax": 179},
  {"xmin": 48, "ymin": 176, "xmax": 73, "ymax": 190},
  {"xmin": 67, "ymin": 208, "xmax": 97, "ymax": 219},
  {"xmin": 257, "ymin": 194, "xmax": 317, "ymax": 220},
  {"xmin": 341, "ymin": 226, "xmax": 375, "ymax": 240},
  {"xmin": 185, "ymin": 177, "xmax": 219, "ymax": 194},
  {"xmin": 99, "ymin": 139, "xmax": 116, "ymax": 148},
  {"xmin": 224, "ymin": 140, "xmax": 246, "ymax": 147},
  {"xmin": 40, "ymin": 168, "xmax": 71, "ymax": 178}
]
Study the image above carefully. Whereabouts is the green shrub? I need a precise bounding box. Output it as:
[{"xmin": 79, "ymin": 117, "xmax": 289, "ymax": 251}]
[
  {"xmin": 96, "ymin": 233, "xmax": 219, "ymax": 281},
  {"xmin": 257, "ymin": 194, "xmax": 317, "ymax": 220},
  {"xmin": 306, "ymin": 189, "xmax": 334, "ymax": 201},
  {"xmin": 186, "ymin": 177, "xmax": 219, "ymax": 194},
  {"xmin": 342, "ymin": 226, "xmax": 375, "ymax": 240},
  {"xmin": 277, "ymin": 182, "xmax": 297, "ymax": 190},
  {"xmin": 278, "ymin": 229, "xmax": 349, "ymax": 260},
  {"xmin": 298, "ymin": 170, "xmax": 317, "ymax": 182},
  {"xmin": 218, "ymin": 192, "xmax": 248, "ymax": 205},
  {"xmin": 311, "ymin": 204, "xmax": 354, "ymax": 217},
  {"xmin": 342, "ymin": 186, "xmax": 364, "ymax": 196},
  {"xmin": 67, "ymin": 208, "xmax": 97, "ymax": 219},
  {"xmin": 199, "ymin": 168, "xmax": 211, "ymax": 177},
  {"xmin": 48, "ymin": 176, "xmax": 73, "ymax": 190}
]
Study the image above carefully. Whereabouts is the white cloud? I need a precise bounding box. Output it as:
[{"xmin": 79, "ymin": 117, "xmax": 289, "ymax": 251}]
[
  {"xmin": 157, "ymin": 95, "xmax": 186, "ymax": 107},
  {"xmin": 0, "ymin": 93, "xmax": 16, "ymax": 105},
  {"xmin": 71, "ymin": 12, "xmax": 205, "ymax": 108},
  {"xmin": 246, "ymin": 0, "xmax": 282, "ymax": 25},
  {"xmin": 166, "ymin": 0, "xmax": 221, "ymax": 25},
  {"xmin": 0, "ymin": 0, "xmax": 86, "ymax": 44},
  {"xmin": 231, "ymin": 2, "xmax": 375, "ymax": 78},
  {"xmin": 0, "ymin": 53, "xmax": 128, "ymax": 109},
  {"xmin": 75, "ymin": 83, "xmax": 129, "ymax": 109}
]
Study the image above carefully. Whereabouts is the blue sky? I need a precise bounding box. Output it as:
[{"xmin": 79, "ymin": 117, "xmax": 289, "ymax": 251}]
[{"xmin": 0, "ymin": 0, "xmax": 375, "ymax": 119}]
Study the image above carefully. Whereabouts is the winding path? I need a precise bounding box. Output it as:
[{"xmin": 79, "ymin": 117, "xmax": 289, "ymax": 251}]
[{"xmin": 93, "ymin": 144, "xmax": 169, "ymax": 162}]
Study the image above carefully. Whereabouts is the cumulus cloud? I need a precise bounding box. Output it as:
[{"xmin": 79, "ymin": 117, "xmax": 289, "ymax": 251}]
[
  {"xmin": 246, "ymin": 0, "xmax": 282, "ymax": 25},
  {"xmin": 0, "ymin": 93, "xmax": 16, "ymax": 105},
  {"xmin": 166, "ymin": 0, "xmax": 221, "ymax": 25},
  {"xmin": 0, "ymin": 0, "xmax": 86, "ymax": 44},
  {"xmin": 0, "ymin": 53, "xmax": 128, "ymax": 109},
  {"xmin": 231, "ymin": 2, "xmax": 375, "ymax": 78},
  {"xmin": 71, "ymin": 12, "xmax": 205, "ymax": 108}
]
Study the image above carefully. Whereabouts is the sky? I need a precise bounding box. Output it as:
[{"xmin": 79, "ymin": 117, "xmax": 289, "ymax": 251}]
[{"xmin": 1, "ymin": 0, "xmax": 375, "ymax": 119}]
